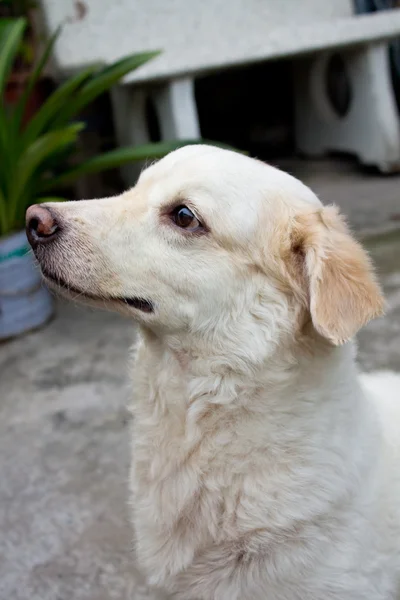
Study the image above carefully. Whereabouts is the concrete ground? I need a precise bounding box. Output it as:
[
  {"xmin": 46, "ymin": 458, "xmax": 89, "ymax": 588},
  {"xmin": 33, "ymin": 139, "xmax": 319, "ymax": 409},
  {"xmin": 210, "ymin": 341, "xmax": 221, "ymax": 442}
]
[{"xmin": 1, "ymin": 157, "xmax": 400, "ymax": 600}]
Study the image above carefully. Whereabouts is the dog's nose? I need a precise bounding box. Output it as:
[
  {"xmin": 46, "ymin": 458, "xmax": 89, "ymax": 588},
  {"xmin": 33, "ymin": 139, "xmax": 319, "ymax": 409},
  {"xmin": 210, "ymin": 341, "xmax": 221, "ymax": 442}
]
[{"xmin": 26, "ymin": 204, "xmax": 60, "ymax": 248}]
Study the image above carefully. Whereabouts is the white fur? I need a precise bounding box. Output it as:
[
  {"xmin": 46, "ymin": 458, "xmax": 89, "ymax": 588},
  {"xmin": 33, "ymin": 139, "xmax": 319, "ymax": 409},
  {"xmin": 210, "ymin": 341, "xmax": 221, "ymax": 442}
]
[{"xmin": 35, "ymin": 146, "xmax": 400, "ymax": 599}]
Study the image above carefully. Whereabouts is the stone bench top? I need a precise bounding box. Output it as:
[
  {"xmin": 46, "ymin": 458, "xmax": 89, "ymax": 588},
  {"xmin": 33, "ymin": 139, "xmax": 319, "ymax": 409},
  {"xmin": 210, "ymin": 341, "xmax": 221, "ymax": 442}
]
[
  {"xmin": 43, "ymin": 3, "xmax": 400, "ymax": 85},
  {"xmin": 127, "ymin": 11, "xmax": 400, "ymax": 85}
]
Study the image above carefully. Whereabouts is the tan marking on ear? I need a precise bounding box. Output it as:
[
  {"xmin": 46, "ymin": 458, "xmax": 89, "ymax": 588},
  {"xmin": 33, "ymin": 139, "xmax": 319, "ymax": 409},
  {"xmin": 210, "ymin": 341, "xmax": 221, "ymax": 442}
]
[{"xmin": 290, "ymin": 206, "xmax": 385, "ymax": 345}]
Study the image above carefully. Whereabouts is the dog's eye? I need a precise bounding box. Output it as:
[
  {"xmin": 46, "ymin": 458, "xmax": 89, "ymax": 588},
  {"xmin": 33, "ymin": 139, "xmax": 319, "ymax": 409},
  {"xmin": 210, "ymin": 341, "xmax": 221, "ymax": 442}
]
[{"xmin": 171, "ymin": 206, "xmax": 202, "ymax": 231}]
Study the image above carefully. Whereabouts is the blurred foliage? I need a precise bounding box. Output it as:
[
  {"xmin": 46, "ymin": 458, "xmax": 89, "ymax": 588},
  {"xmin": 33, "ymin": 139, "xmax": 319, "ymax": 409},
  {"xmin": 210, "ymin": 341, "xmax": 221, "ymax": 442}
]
[{"xmin": 0, "ymin": 19, "xmax": 207, "ymax": 236}]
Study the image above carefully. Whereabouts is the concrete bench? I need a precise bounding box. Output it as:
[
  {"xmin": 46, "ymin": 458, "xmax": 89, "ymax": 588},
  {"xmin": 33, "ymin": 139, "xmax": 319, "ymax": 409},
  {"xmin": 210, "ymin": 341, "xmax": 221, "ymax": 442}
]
[{"xmin": 40, "ymin": 0, "xmax": 400, "ymax": 178}]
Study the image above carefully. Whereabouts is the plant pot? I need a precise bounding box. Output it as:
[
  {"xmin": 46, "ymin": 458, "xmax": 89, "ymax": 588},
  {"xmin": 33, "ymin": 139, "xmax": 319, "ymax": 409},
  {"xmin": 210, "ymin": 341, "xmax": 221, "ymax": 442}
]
[{"xmin": 0, "ymin": 230, "xmax": 54, "ymax": 341}]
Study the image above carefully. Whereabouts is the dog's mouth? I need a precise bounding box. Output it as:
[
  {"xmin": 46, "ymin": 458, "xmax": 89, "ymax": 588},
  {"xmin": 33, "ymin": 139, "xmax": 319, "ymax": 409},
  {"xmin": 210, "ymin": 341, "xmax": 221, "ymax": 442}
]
[{"xmin": 41, "ymin": 268, "xmax": 154, "ymax": 313}]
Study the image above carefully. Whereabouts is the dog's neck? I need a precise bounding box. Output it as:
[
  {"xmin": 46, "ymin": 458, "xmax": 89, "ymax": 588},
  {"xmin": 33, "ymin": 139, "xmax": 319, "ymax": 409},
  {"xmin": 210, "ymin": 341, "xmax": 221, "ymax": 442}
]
[
  {"xmin": 137, "ymin": 321, "xmax": 362, "ymax": 418},
  {"xmin": 132, "ymin": 324, "xmax": 371, "ymax": 506}
]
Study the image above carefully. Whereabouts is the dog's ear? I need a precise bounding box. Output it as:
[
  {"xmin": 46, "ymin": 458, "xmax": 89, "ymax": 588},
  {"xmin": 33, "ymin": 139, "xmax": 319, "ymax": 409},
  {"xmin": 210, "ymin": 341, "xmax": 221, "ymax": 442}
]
[{"xmin": 290, "ymin": 206, "xmax": 385, "ymax": 345}]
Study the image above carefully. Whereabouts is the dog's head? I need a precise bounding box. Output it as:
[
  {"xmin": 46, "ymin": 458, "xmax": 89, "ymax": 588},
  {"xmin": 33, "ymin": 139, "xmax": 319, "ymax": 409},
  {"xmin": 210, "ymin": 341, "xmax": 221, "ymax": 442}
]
[{"xmin": 26, "ymin": 145, "xmax": 384, "ymax": 348}]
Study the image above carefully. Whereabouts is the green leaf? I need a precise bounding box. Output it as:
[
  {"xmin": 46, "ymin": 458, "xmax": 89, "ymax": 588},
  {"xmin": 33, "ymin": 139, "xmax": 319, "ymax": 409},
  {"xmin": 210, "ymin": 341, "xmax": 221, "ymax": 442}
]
[
  {"xmin": 37, "ymin": 140, "xmax": 189, "ymax": 190},
  {"xmin": 12, "ymin": 25, "xmax": 61, "ymax": 135},
  {"xmin": 21, "ymin": 65, "xmax": 98, "ymax": 145},
  {"xmin": 38, "ymin": 139, "xmax": 239, "ymax": 192},
  {"xmin": 52, "ymin": 51, "xmax": 160, "ymax": 127},
  {"xmin": 0, "ymin": 18, "xmax": 26, "ymax": 97},
  {"xmin": 0, "ymin": 20, "xmax": 28, "ymax": 194},
  {"xmin": 0, "ymin": 107, "xmax": 11, "ymax": 177},
  {"xmin": 8, "ymin": 123, "xmax": 84, "ymax": 224},
  {"xmin": 0, "ymin": 34, "xmax": 162, "ymax": 234}
]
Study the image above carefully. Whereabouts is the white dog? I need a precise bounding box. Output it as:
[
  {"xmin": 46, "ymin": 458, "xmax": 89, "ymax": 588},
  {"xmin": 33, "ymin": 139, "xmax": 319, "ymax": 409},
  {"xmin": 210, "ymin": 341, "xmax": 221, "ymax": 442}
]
[{"xmin": 26, "ymin": 145, "xmax": 400, "ymax": 600}]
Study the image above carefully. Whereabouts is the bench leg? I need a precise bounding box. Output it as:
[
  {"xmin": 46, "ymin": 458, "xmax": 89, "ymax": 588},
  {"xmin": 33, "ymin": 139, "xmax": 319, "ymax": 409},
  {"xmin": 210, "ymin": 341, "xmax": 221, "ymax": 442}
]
[
  {"xmin": 294, "ymin": 43, "xmax": 400, "ymax": 173},
  {"xmin": 111, "ymin": 78, "xmax": 200, "ymax": 185},
  {"xmin": 110, "ymin": 85, "xmax": 151, "ymax": 185},
  {"xmin": 151, "ymin": 77, "xmax": 201, "ymax": 140}
]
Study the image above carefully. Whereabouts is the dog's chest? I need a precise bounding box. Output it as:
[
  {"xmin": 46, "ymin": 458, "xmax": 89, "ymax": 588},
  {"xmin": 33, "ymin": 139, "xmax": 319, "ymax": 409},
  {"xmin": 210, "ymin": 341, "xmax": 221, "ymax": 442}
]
[
  {"xmin": 128, "ymin": 344, "xmax": 400, "ymax": 596},
  {"xmin": 129, "ymin": 395, "xmax": 306, "ymax": 586},
  {"xmin": 129, "ymin": 351, "xmax": 304, "ymax": 583},
  {"xmin": 130, "ymin": 409, "xmax": 225, "ymax": 583}
]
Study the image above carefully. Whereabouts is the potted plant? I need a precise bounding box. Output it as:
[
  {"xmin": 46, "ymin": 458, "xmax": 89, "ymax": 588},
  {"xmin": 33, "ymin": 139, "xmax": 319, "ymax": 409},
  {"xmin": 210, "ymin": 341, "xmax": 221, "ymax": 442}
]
[{"xmin": 0, "ymin": 18, "xmax": 199, "ymax": 340}]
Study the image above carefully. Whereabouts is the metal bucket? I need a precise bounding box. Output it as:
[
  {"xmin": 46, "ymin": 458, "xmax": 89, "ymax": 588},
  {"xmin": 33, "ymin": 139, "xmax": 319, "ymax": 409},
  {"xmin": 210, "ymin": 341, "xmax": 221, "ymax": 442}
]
[{"xmin": 0, "ymin": 230, "xmax": 54, "ymax": 341}]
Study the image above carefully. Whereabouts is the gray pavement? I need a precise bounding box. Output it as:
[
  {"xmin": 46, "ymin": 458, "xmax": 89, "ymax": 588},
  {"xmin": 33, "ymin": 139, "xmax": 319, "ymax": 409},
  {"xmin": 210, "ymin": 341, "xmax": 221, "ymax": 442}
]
[{"xmin": 0, "ymin": 158, "xmax": 399, "ymax": 600}]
